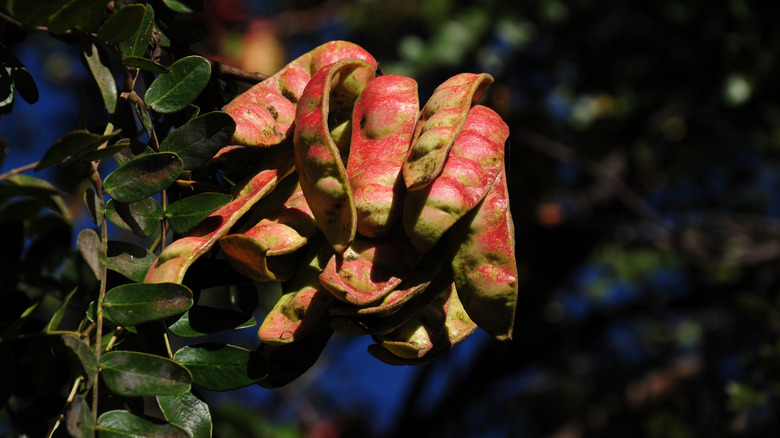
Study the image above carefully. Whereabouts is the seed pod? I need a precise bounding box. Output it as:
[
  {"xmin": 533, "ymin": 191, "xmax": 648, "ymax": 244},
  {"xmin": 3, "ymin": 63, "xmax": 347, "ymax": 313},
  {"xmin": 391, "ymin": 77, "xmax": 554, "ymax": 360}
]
[
  {"xmin": 327, "ymin": 257, "xmax": 450, "ymax": 336},
  {"xmin": 258, "ymin": 242, "xmax": 333, "ymax": 344},
  {"xmin": 145, "ymin": 148, "xmax": 295, "ymax": 284},
  {"xmin": 293, "ymin": 58, "xmax": 376, "ymax": 253},
  {"xmin": 218, "ymin": 184, "xmax": 317, "ymax": 281},
  {"xmin": 402, "ymin": 72, "xmax": 493, "ymax": 190},
  {"xmin": 450, "ymin": 170, "xmax": 518, "ymax": 340},
  {"xmin": 368, "ymin": 282, "xmax": 477, "ymax": 365},
  {"xmin": 319, "ymin": 235, "xmax": 422, "ymax": 306},
  {"xmin": 224, "ymin": 41, "xmax": 377, "ymax": 147},
  {"xmin": 347, "ymin": 75, "xmax": 419, "ymax": 237},
  {"xmin": 403, "ymin": 105, "xmax": 509, "ymax": 252}
]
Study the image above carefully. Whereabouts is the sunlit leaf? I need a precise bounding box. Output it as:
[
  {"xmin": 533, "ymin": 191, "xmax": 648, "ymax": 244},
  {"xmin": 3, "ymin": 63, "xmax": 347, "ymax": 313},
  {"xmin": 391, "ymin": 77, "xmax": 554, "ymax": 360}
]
[
  {"xmin": 145, "ymin": 56, "xmax": 211, "ymax": 114},
  {"xmin": 97, "ymin": 4, "xmax": 146, "ymax": 43},
  {"xmin": 165, "ymin": 192, "xmax": 232, "ymax": 234},
  {"xmin": 62, "ymin": 334, "xmax": 98, "ymax": 385},
  {"xmin": 106, "ymin": 240, "xmax": 157, "ymax": 282},
  {"xmin": 6, "ymin": 0, "xmax": 68, "ymax": 27},
  {"xmin": 36, "ymin": 130, "xmax": 117, "ymax": 170},
  {"xmin": 83, "ymin": 42, "xmax": 117, "ymax": 113},
  {"xmin": 96, "ymin": 410, "xmax": 189, "ymax": 437},
  {"xmin": 117, "ymin": 2, "xmax": 154, "ymax": 58},
  {"xmin": 103, "ymin": 282, "xmax": 193, "ymax": 326},
  {"xmin": 77, "ymin": 228, "xmax": 104, "ymax": 280},
  {"xmin": 157, "ymin": 391, "xmax": 212, "ymax": 438},
  {"xmin": 103, "ymin": 152, "xmax": 183, "ymax": 203},
  {"xmin": 123, "ymin": 56, "xmax": 171, "ymax": 74},
  {"xmin": 105, "ymin": 197, "xmax": 163, "ymax": 237},
  {"xmin": 100, "ymin": 351, "xmax": 191, "ymax": 397},
  {"xmin": 173, "ymin": 344, "xmax": 266, "ymax": 391},
  {"xmin": 167, "ymin": 306, "xmax": 255, "ymax": 338},
  {"xmin": 159, "ymin": 112, "xmax": 235, "ymax": 169}
]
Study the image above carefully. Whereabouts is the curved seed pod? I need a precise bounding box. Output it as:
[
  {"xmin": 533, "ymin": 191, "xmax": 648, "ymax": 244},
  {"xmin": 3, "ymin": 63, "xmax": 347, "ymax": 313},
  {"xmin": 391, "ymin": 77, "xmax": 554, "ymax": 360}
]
[
  {"xmin": 319, "ymin": 235, "xmax": 422, "ymax": 306},
  {"xmin": 327, "ymin": 259, "xmax": 450, "ymax": 336},
  {"xmin": 450, "ymin": 170, "xmax": 518, "ymax": 340},
  {"xmin": 403, "ymin": 105, "xmax": 509, "ymax": 252},
  {"xmin": 224, "ymin": 40, "xmax": 377, "ymax": 147},
  {"xmin": 328, "ymin": 245, "xmax": 446, "ymax": 318},
  {"xmin": 218, "ymin": 185, "xmax": 317, "ymax": 281},
  {"xmin": 293, "ymin": 58, "xmax": 376, "ymax": 253},
  {"xmin": 144, "ymin": 148, "xmax": 295, "ymax": 284},
  {"xmin": 369, "ymin": 282, "xmax": 454, "ymax": 360},
  {"xmin": 368, "ymin": 282, "xmax": 477, "ymax": 365},
  {"xmin": 402, "ymin": 72, "xmax": 493, "ymax": 190},
  {"xmin": 347, "ymin": 75, "xmax": 419, "ymax": 237},
  {"xmin": 258, "ymin": 242, "xmax": 334, "ymax": 345}
]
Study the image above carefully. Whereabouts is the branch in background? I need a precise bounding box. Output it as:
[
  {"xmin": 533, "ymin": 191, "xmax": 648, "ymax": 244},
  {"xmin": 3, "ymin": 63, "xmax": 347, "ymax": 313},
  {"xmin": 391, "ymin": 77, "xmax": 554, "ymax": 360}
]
[
  {"xmin": 210, "ymin": 60, "xmax": 269, "ymax": 84},
  {"xmin": 517, "ymin": 128, "xmax": 671, "ymax": 239}
]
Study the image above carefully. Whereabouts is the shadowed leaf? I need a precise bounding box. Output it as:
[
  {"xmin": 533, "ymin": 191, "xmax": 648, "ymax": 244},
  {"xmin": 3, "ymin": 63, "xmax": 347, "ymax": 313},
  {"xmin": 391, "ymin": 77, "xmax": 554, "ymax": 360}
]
[
  {"xmin": 96, "ymin": 410, "xmax": 188, "ymax": 437},
  {"xmin": 165, "ymin": 192, "xmax": 232, "ymax": 234},
  {"xmin": 174, "ymin": 344, "xmax": 266, "ymax": 391},
  {"xmin": 100, "ymin": 351, "xmax": 192, "ymax": 397},
  {"xmin": 103, "ymin": 152, "xmax": 183, "ymax": 203},
  {"xmin": 103, "ymin": 282, "xmax": 193, "ymax": 326}
]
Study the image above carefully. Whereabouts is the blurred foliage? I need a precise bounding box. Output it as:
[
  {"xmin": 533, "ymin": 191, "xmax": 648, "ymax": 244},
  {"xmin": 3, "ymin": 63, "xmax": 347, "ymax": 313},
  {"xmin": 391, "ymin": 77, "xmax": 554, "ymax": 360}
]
[{"xmin": 4, "ymin": 0, "xmax": 780, "ymax": 437}]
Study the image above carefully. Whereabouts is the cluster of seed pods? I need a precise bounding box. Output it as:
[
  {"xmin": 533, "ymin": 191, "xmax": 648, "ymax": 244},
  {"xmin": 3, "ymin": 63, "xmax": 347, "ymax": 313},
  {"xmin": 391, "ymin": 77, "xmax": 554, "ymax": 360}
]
[{"xmin": 144, "ymin": 41, "xmax": 517, "ymax": 380}]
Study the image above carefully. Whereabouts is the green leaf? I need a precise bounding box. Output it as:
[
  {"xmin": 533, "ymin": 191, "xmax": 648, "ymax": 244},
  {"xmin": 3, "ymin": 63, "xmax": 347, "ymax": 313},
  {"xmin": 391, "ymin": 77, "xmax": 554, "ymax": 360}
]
[
  {"xmin": 162, "ymin": 0, "xmax": 203, "ymax": 14},
  {"xmin": 36, "ymin": 130, "xmax": 117, "ymax": 170},
  {"xmin": 103, "ymin": 282, "xmax": 193, "ymax": 326},
  {"xmin": 97, "ymin": 410, "xmax": 189, "ymax": 437},
  {"xmin": 100, "ymin": 351, "xmax": 192, "ymax": 397},
  {"xmin": 1, "ymin": 45, "xmax": 38, "ymax": 104},
  {"xmin": 106, "ymin": 240, "xmax": 157, "ymax": 282},
  {"xmin": 105, "ymin": 197, "xmax": 163, "ymax": 237},
  {"xmin": 165, "ymin": 192, "xmax": 232, "ymax": 234},
  {"xmin": 46, "ymin": 287, "xmax": 78, "ymax": 332},
  {"xmin": 83, "ymin": 42, "xmax": 117, "ymax": 113},
  {"xmin": 118, "ymin": 3, "xmax": 154, "ymax": 58},
  {"xmin": 157, "ymin": 391, "xmax": 212, "ymax": 438},
  {"xmin": 103, "ymin": 152, "xmax": 183, "ymax": 203},
  {"xmin": 159, "ymin": 112, "xmax": 235, "ymax": 169},
  {"xmin": 167, "ymin": 306, "xmax": 255, "ymax": 337},
  {"xmin": 6, "ymin": 0, "xmax": 68, "ymax": 27},
  {"xmin": 77, "ymin": 228, "xmax": 105, "ymax": 280},
  {"xmin": 83, "ymin": 187, "xmax": 103, "ymax": 226},
  {"xmin": 174, "ymin": 344, "xmax": 267, "ymax": 391},
  {"xmin": 145, "ymin": 55, "xmax": 211, "ymax": 114},
  {"xmin": 123, "ymin": 56, "xmax": 171, "ymax": 74},
  {"xmin": 135, "ymin": 98, "xmax": 154, "ymax": 139},
  {"xmin": 47, "ymin": 0, "xmax": 109, "ymax": 34},
  {"xmin": 97, "ymin": 4, "xmax": 146, "ymax": 43},
  {"xmin": 0, "ymin": 67, "xmax": 13, "ymax": 109},
  {"xmin": 62, "ymin": 334, "xmax": 98, "ymax": 386},
  {"xmin": 75, "ymin": 143, "xmax": 130, "ymax": 163},
  {"xmin": 113, "ymin": 138, "xmax": 153, "ymax": 165},
  {"xmin": 66, "ymin": 395, "xmax": 95, "ymax": 438}
]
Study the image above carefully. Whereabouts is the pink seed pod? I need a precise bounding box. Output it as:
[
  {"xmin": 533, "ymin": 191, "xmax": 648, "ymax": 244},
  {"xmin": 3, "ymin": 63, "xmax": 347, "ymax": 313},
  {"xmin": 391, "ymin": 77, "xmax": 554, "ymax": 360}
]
[
  {"xmin": 144, "ymin": 148, "xmax": 295, "ymax": 284},
  {"xmin": 368, "ymin": 281, "xmax": 477, "ymax": 365},
  {"xmin": 403, "ymin": 104, "xmax": 509, "ymax": 253},
  {"xmin": 402, "ymin": 72, "xmax": 493, "ymax": 190},
  {"xmin": 449, "ymin": 170, "xmax": 518, "ymax": 341},
  {"xmin": 257, "ymin": 244, "xmax": 334, "ymax": 345},
  {"xmin": 293, "ymin": 58, "xmax": 376, "ymax": 253},
  {"xmin": 218, "ymin": 184, "xmax": 317, "ymax": 281},
  {"xmin": 347, "ymin": 74, "xmax": 419, "ymax": 237},
  {"xmin": 224, "ymin": 40, "xmax": 377, "ymax": 147},
  {"xmin": 318, "ymin": 235, "xmax": 422, "ymax": 306}
]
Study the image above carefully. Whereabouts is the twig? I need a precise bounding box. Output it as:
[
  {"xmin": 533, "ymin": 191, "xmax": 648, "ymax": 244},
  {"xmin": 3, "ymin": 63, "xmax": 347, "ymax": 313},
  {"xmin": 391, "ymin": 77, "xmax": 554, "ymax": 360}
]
[
  {"xmin": 0, "ymin": 161, "xmax": 39, "ymax": 181},
  {"xmin": 210, "ymin": 60, "xmax": 269, "ymax": 84},
  {"xmin": 517, "ymin": 128, "xmax": 670, "ymax": 236}
]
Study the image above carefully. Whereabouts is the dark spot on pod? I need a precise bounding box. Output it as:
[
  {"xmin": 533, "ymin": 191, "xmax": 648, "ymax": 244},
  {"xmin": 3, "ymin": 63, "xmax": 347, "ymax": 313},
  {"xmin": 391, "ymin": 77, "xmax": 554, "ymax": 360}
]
[
  {"xmin": 360, "ymin": 114, "xmax": 367, "ymax": 130},
  {"xmin": 282, "ymin": 89, "xmax": 298, "ymax": 104}
]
